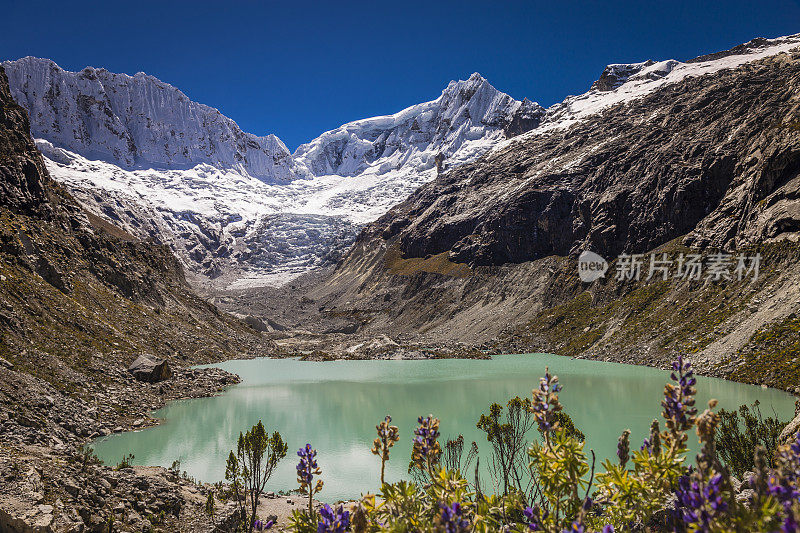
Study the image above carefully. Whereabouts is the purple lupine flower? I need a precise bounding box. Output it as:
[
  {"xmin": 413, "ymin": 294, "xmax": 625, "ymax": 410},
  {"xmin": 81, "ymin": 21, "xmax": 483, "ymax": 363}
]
[
  {"xmin": 582, "ymin": 497, "xmax": 593, "ymax": 512},
  {"xmin": 617, "ymin": 430, "xmax": 630, "ymax": 468},
  {"xmin": 777, "ymin": 431, "xmax": 800, "ymax": 485},
  {"xmin": 414, "ymin": 416, "xmax": 440, "ymax": 454},
  {"xmin": 523, "ymin": 506, "xmax": 544, "ymax": 531},
  {"xmin": 791, "ymin": 431, "xmax": 800, "ymax": 457},
  {"xmin": 317, "ymin": 504, "xmax": 350, "ymax": 533},
  {"xmin": 662, "ymin": 356, "xmax": 697, "ymax": 443},
  {"xmin": 253, "ymin": 518, "xmax": 274, "ymax": 531},
  {"xmin": 674, "ymin": 472, "xmax": 727, "ymax": 530},
  {"xmin": 601, "ymin": 526, "xmax": 615, "ymax": 533},
  {"xmin": 641, "ymin": 419, "xmax": 661, "ymax": 454},
  {"xmin": 562, "ymin": 500, "xmax": 592, "ymax": 533},
  {"xmin": 439, "ymin": 502, "xmax": 470, "ymax": 533},
  {"xmin": 564, "ymin": 521, "xmax": 585, "ymax": 533},
  {"xmin": 768, "ymin": 474, "xmax": 800, "ymax": 508},
  {"xmin": 769, "ymin": 431, "xmax": 800, "ymax": 530},
  {"xmin": 531, "ymin": 368, "xmax": 563, "ymax": 435},
  {"xmin": 411, "ymin": 415, "xmax": 442, "ymax": 468},
  {"xmin": 296, "ymin": 443, "xmax": 321, "ymax": 486},
  {"xmin": 780, "ymin": 509, "xmax": 799, "ymax": 533},
  {"xmin": 768, "ymin": 460, "xmax": 800, "ymax": 533}
]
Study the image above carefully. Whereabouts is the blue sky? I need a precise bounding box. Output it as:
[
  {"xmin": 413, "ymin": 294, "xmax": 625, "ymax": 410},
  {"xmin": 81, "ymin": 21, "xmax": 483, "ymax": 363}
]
[{"xmin": 3, "ymin": 0, "xmax": 799, "ymax": 150}]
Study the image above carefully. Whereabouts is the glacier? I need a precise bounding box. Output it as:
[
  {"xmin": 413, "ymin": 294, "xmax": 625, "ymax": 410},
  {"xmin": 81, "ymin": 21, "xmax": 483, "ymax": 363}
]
[{"xmin": 3, "ymin": 33, "xmax": 799, "ymax": 288}]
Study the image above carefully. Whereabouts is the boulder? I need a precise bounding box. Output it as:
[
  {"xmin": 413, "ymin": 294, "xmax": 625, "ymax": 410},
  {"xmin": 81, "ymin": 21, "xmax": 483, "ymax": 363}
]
[
  {"xmin": 242, "ymin": 315, "xmax": 287, "ymax": 332},
  {"xmin": 243, "ymin": 315, "xmax": 269, "ymax": 332},
  {"xmin": 128, "ymin": 356, "xmax": 172, "ymax": 383}
]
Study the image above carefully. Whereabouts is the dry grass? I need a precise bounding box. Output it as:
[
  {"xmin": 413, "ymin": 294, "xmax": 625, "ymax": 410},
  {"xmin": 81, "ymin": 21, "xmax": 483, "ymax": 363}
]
[{"xmin": 384, "ymin": 243, "xmax": 472, "ymax": 278}]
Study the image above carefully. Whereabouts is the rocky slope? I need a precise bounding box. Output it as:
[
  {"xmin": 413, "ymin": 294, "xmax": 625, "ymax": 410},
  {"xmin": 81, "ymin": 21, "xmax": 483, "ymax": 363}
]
[
  {"xmin": 0, "ymin": 64, "xmax": 274, "ymax": 531},
  {"xmin": 308, "ymin": 39, "xmax": 800, "ymax": 389},
  {"xmin": 2, "ymin": 58, "xmax": 544, "ymax": 287}
]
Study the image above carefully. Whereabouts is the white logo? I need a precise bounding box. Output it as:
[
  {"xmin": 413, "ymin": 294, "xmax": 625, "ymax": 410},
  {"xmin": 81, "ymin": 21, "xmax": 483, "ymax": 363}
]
[{"xmin": 578, "ymin": 251, "xmax": 608, "ymax": 282}]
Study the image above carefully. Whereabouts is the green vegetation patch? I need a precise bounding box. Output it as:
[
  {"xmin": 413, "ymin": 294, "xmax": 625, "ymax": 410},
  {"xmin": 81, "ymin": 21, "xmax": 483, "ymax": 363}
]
[
  {"xmin": 384, "ymin": 243, "xmax": 472, "ymax": 278},
  {"xmin": 511, "ymin": 240, "xmax": 800, "ymax": 377},
  {"xmin": 728, "ymin": 315, "xmax": 800, "ymax": 390}
]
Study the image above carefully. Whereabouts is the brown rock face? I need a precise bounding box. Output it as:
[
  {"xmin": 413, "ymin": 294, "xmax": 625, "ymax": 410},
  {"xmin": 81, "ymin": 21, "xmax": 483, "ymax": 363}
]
[
  {"xmin": 0, "ymin": 67, "xmax": 51, "ymax": 214},
  {"xmin": 368, "ymin": 52, "xmax": 800, "ymax": 267}
]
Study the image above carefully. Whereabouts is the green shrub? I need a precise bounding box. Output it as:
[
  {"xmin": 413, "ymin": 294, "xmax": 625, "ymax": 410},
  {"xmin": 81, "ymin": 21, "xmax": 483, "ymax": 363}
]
[
  {"xmin": 115, "ymin": 453, "xmax": 134, "ymax": 470},
  {"xmin": 225, "ymin": 420, "xmax": 287, "ymax": 532},
  {"xmin": 715, "ymin": 400, "xmax": 787, "ymax": 478}
]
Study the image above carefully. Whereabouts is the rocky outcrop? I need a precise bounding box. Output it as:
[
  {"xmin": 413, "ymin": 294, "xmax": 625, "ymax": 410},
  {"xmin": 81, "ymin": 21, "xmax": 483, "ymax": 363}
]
[
  {"xmin": 128, "ymin": 355, "xmax": 172, "ymax": 383},
  {"xmin": 0, "ymin": 442, "xmax": 238, "ymax": 533},
  {"xmin": 0, "ymin": 64, "xmax": 51, "ymax": 215},
  {"xmin": 780, "ymin": 410, "xmax": 800, "ymax": 444}
]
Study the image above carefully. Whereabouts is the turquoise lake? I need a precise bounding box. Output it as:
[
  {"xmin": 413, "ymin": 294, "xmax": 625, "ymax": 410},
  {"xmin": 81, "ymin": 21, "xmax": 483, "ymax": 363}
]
[{"xmin": 92, "ymin": 354, "xmax": 796, "ymax": 502}]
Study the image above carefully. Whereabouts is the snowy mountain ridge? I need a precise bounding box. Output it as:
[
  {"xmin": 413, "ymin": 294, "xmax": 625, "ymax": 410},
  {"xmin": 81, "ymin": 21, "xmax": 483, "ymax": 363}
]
[
  {"xmin": 3, "ymin": 56, "xmax": 305, "ymax": 181},
  {"xmin": 3, "ymin": 61, "xmax": 543, "ymax": 287},
  {"xmin": 534, "ymin": 34, "xmax": 800, "ymax": 134},
  {"xmin": 294, "ymin": 72, "xmax": 544, "ymax": 178},
  {"xmin": 3, "ymin": 33, "xmax": 799, "ymax": 288}
]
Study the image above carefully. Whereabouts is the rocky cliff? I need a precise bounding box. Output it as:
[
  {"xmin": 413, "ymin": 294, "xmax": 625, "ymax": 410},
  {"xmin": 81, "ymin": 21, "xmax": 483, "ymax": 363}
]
[
  {"xmin": 310, "ymin": 44, "xmax": 800, "ymax": 390},
  {"xmin": 386, "ymin": 55, "xmax": 799, "ymax": 264}
]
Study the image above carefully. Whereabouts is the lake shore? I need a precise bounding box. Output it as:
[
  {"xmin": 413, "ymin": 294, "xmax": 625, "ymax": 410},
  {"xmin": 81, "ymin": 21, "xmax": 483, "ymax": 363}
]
[
  {"xmin": 271, "ymin": 328, "xmax": 800, "ymax": 395},
  {"xmin": 94, "ymin": 355, "xmax": 796, "ymax": 502},
  {"xmin": 0, "ymin": 362, "xmax": 244, "ymax": 531},
  {"xmin": 2, "ymin": 347, "xmax": 798, "ymax": 531}
]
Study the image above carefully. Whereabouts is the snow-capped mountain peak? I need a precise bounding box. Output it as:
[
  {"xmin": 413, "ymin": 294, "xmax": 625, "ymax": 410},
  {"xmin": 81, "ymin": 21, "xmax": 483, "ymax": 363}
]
[
  {"xmin": 292, "ymin": 72, "xmax": 544, "ymax": 178},
  {"xmin": 1, "ymin": 56, "xmax": 306, "ymax": 182},
  {"xmin": 3, "ymin": 62, "xmax": 542, "ymax": 287}
]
